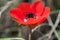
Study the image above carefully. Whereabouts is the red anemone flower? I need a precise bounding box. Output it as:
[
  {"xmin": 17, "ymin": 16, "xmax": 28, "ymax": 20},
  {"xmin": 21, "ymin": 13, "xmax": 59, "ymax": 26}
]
[{"xmin": 10, "ymin": 1, "xmax": 50, "ymax": 25}]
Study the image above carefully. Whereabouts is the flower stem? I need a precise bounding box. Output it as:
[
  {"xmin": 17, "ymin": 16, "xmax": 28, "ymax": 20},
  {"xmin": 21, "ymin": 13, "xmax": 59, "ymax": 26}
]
[
  {"xmin": 29, "ymin": 26, "xmax": 32, "ymax": 40},
  {"xmin": 18, "ymin": 30, "xmax": 21, "ymax": 37}
]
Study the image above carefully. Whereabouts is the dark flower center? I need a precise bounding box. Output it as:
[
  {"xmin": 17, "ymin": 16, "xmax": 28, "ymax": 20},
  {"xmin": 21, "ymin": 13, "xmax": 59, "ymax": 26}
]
[{"xmin": 26, "ymin": 12, "xmax": 35, "ymax": 18}]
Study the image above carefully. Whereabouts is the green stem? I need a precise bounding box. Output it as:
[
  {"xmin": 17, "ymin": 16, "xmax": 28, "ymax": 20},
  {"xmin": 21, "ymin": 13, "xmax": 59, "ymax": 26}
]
[
  {"xmin": 29, "ymin": 26, "xmax": 32, "ymax": 40},
  {"xmin": 18, "ymin": 30, "xmax": 21, "ymax": 37}
]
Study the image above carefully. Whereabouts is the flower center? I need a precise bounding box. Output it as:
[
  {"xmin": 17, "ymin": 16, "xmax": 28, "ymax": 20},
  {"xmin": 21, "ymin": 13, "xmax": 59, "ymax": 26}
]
[
  {"xmin": 26, "ymin": 12, "xmax": 35, "ymax": 18},
  {"xmin": 24, "ymin": 12, "xmax": 37, "ymax": 22}
]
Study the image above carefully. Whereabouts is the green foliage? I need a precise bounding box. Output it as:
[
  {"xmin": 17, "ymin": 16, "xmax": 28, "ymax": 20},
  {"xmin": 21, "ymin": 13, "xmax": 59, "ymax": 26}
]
[
  {"xmin": 0, "ymin": 38, "xmax": 25, "ymax": 40},
  {"xmin": 0, "ymin": 0, "xmax": 8, "ymax": 7},
  {"xmin": 57, "ymin": 29, "xmax": 60, "ymax": 37},
  {"xmin": 12, "ymin": 21, "xmax": 18, "ymax": 27},
  {"xmin": 50, "ymin": 13, "xmax": 58, "ymax": 23},
  {"xmin": 53, "ymin": 0, "xmax": 60, "ymax": 9},
  {"xmin": 12, "ymin": 0, "xmax": 20, "ymax": 8}
]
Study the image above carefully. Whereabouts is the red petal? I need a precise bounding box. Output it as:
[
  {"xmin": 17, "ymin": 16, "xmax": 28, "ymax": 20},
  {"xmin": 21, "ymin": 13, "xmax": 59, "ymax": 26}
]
[
  {"xmin": 36, "ymin": 1, "xmax": 44, "ymax": 15},
  {"xmin": 33, "ymin": 6, "xmax": 50, "ymax": 24},
  {"xmin": 14, "ymin": 18, "xmax": 39, "ymax": 25},
  {"xmin": 13, "ymin": 18, "xmax": 26, "ymax": 25},
  {"xmin": 13, "ymin": 18, "xmax": 36, "ymax": 25},
  {"xmin": 25, "ymin": 15, "xmax": 41, "ymax": 24},
  {"xmin": 37, "ymin": 16, "xmax": 46, "ymax": 24},
  {"xmin": 10, "ymin": 8, "xmax": 24, "ymax": 20},
  {"xmin": 13, "ymin": 16, "xmax": 46, "ymax": 25},
  {"xmin": 30, "ymin": 1, "xmax": 40, "ymax": 13},
  {"xmin": 26, "ymin": 18, "xmax": 37, "ymax": 24},
  {"xmin": 17, "ymin": 2, "xmax": 30, "ymax": 15},
  {"xmin": 39, "ymin": 7, "xmax": 50, "ymax": 23},
  {"xmin": 41, "ymin": 7, "xmax": 50, "ymax": 17},
  {"xmin": 33, "ymin": 15, "xmax": 43, "ymax": 24}
]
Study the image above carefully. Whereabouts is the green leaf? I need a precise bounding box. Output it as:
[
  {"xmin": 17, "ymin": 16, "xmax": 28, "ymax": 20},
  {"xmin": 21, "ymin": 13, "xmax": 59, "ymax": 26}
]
[
  {"xmin": 56, "ymin": 29, "xmax": 60, "ymax": 37},
  {"xmin": 0, "ymin": 38, "xmax": 25, "ymax": 40}
]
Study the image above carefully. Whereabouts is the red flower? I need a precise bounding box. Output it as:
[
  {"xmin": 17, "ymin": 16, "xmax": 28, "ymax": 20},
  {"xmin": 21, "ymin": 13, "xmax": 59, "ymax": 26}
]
[{"xmin": 10, "ymin": 1, "xmax": 50, "ymax": 25}]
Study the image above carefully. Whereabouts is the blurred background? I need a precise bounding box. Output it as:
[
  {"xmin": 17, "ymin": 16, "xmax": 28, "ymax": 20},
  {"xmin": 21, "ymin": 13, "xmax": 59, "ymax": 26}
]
[{"xmin": 0, "ymin": 0, "xmax": 60, "ymax": 40}]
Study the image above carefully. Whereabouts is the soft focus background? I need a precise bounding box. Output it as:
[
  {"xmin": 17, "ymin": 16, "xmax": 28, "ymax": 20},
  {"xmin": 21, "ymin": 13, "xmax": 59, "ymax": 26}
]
[{"xmin": 0, "ymin": 0, "xmax": 60, "ymax": 40}]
